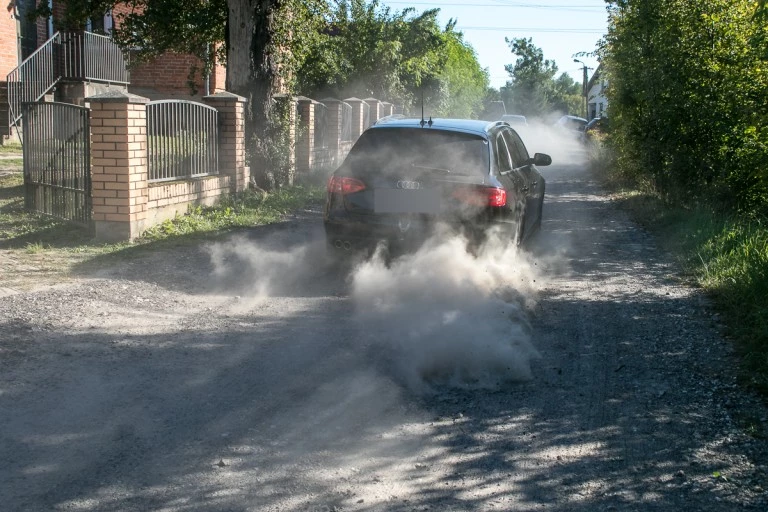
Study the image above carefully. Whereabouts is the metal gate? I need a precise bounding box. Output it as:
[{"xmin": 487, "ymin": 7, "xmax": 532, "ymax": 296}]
[{"xmin": 22, "ymin": 102, "xmax": 91, "ymax": 226}]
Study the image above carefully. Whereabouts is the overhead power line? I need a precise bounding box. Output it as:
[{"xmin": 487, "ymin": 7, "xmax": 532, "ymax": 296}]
[
  {"xmin": 384, "ymin": 1, "xmax": 605, "ymax": 11},
  {"xmin": 456, "ymin": 26, "xmax": 605, "ymax": 33}
]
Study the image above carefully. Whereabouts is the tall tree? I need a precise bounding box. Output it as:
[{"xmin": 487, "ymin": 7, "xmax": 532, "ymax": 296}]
[
  {"xmin": 604, "ymin": 0, "xmax": 768, "ymax": 215},
  {"xmin": 501, "ymin": 37, "xmax": 581, "ymax": 118},
  {"xmin": 295, "ymin": 0, "xmax": 488, "ymax": 118},
  {"xmin": 436, "ymin": 26, "xmax": 490, "ymax": 118}
]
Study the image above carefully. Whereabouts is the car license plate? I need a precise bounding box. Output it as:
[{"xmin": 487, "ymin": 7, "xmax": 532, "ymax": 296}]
[{"xmin": 374, "ymin": 188, "xmax": 440, "ymax": 214}]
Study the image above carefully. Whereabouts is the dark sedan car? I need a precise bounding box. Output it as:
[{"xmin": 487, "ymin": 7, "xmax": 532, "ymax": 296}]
[{"xmin": 324, "ymin": 117, "xmax": 550, "ymax": 254}]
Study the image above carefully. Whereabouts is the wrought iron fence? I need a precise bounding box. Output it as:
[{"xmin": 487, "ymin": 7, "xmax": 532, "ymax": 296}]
[
  {"xmin": 147, "ymin": 100, "xmax": 219, "ymax": 182},
  {"xmin": 340, "ymin": 102, "xmax": 352, "ymax": 142},
  {"xmin": 22, "ymin": 102, "xmax": 91, "ymax": 226}
]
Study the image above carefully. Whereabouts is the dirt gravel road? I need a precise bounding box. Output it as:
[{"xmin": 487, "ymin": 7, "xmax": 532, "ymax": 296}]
[{"xmin": 1, "ymin": 153, "xmax": 767, "ymax": 511}]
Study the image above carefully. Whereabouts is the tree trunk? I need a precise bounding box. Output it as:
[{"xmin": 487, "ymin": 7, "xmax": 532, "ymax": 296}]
[{"xmin": 226, "ymin": 0, "xmax": 284, "ymax": 187}]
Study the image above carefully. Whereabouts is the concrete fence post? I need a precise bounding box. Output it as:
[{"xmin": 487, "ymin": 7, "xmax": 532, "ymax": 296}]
[
  {"xmin": 86, "ymin": 90, "xmax": 149, "ymax": 242},
  {"xmin": 203, "ymin": 92, "xmax": 249, "ymax": 193}
]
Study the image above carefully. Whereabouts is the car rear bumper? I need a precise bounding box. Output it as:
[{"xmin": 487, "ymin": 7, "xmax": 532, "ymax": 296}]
[{"xmin": 324, "ymin": 213, "xmax": 515, "ymax": 255}]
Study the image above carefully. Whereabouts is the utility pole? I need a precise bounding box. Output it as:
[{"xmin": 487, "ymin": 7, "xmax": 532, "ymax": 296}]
[{"xmin": 573, "ymin": 59, "xmax": 592, "ymax": 119}]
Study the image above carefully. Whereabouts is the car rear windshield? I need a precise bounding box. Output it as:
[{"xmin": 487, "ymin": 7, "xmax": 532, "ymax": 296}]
[{"xmin": 344, "ymin": 128, "xmax": 490, "ymax": 177}]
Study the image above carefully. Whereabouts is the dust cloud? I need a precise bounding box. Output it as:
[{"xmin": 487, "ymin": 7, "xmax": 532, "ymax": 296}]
[
  {"xmin": 512, "ymin": 116, "xmax": 589, "ymax": 167},
  {"xmin": 206, "ymin": 226, "xmax": 546, "ymax": 393},
  {"xmin": 351, "ymin": 229, "xmax": 543, "ymax": 392}
]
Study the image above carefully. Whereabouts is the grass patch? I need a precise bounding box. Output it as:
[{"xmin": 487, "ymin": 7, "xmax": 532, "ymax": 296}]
[
  {"xmin": 0, "ymin": 142, "xmax": 22, "ymax": 154},
  {"xmin": 0, "ymin": 173, "xmax": 95, "ymax": 250},
  {"xmin": 141, "ymin": 186, "xmax": 324, "ymax": 241},
  {"xmin": 590, "ymin": 144, "xmax": 768, "ymax": 397},
  {"xmin": 0, "ymin": 158, "xmax": 23, "ymax": 169}
]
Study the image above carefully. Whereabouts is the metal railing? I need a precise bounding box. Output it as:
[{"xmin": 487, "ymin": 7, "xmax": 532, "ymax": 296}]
[
  {"xmin": 62, "ymin": 31, "xmax": 130, "ymax": 84},
  {"xmin": 7, "ymin": 33, "xmax": 60, "ymax": 128},
  {"xmin": 147, "ymin": 100, "xmax": 219, "ymax": 182},
  {"xmin": 6, "ymin": 31, "xmax": 130, "ymax": 131}
]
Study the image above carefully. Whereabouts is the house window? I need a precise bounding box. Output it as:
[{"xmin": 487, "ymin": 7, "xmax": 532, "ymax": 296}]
[{"xmin": 88, "ymin": 10, "xmax": 113, "ymax": 34}]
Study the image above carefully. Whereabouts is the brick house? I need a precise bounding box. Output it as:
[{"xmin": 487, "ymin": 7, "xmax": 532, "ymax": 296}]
[{"xmin": 1, "ymin": 0, "xmax": 227, "ymax": 140}]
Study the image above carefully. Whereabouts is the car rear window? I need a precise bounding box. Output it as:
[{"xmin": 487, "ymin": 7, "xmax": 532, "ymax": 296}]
[{"xmin": 344, "ymin": 128, "xmax": 490, "ymax": 177}]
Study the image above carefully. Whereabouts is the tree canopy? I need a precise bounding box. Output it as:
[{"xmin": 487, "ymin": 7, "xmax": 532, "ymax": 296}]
[
  {"xmin": 295, "ymin": 0, "xmax": 489, "ymax": 118},
  {"xmin": 500, "ymin": 37, "xmax": 581, "ymax": 119},
  {"xmin": 604, "ymin": 0, "xmax": 768, "ymax": 217}
]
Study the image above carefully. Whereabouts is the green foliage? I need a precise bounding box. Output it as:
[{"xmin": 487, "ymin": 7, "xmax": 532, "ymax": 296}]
[
  {"xmin": 603, "ymin": 0, "xmax": 768, "ymax": 218},
  {"xmin": 437, "ymin": 29, "xmax": 491, "ymax": 118},
  {"xmin": 500, "ymin": 37, "xmax": 582, "ymax": 118},
  {"xmin": 296, "ymin": 0, "xmax": 488, "ymax": 117},
  {"xmin": 251, "ymin": 97, "xmax": 300, "ymax": 190}
]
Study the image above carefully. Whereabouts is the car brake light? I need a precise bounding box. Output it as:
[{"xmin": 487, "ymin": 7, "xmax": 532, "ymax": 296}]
[
  {"xmin": 328, "ymin": 176, "xmax": 366, "ymax": 195},
  {"xmin": 453, "ymin": 186, "xmax": 507, "ymax": 207},
  {"xmin": 487, "ymin": 188, "xmax": 507, "ymax": 207}
]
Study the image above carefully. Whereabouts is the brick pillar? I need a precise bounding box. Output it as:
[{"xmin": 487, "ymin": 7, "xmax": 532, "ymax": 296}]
[
  {"xmin": 345, "ymin": 97, "xmax": 366, "ymax": 141},
  {"xmin": 364, "ymin": 98, "xmax": 383, "ymax": 124},
  {"xmin": 321, "ymin": 98, "xmax": 343, "ymax": 155},
  {"xmin": 296, "ymin": 97, "xmax": 315, "ymax": 174},
  {"xmin": 86, "ymin": 91, "xmax": 149, "ymax": 242},
  {"xmin": 381, "ymin": 102, "xmax": 394, "ymax": 117},
  {"xmin": 203, "ymin": 92, "xmax": 249, "ymax": 193},
  {"xmin": 321, "ymin": 99, "xmax": 343, "ymax": 153}
]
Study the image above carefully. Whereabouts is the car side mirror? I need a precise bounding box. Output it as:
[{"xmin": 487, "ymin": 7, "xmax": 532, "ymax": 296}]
[{"xmin": 531, "ymin": 153, "xmax": 552, "ymax": 167}]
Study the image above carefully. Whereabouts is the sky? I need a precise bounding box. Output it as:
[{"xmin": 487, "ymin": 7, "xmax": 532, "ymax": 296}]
[{"xmin": 379, "ymin": 0, "xmax": 609, "ymax": 90}]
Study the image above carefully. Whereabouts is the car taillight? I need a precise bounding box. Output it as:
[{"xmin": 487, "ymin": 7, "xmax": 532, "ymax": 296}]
[
  {"xmin": 453, "ymin": 187, "xmax": 507, "ymax": 207},
  {"xmin": 487, "ymin": 187, "xmax": 507, "ymax": 207},
  {"xmin": 328, "ymin": 176, "xmax": 366, "ymax": 195}
]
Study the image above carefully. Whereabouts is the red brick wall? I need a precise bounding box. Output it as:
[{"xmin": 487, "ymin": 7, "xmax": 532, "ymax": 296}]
[
  {"xmin": 129, "ymin": 51, "xmax": 226, "ymax": 97},
  {"xmin": 0, "ymin": 5, "xmax": 18, "ymax": 77},
  {"xmin": 111, "ymin": 3, "xmax": 134, "ymax": 24}
]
